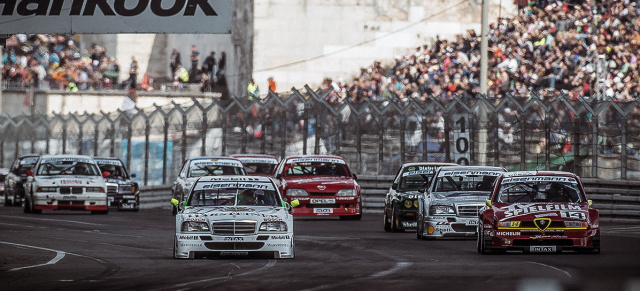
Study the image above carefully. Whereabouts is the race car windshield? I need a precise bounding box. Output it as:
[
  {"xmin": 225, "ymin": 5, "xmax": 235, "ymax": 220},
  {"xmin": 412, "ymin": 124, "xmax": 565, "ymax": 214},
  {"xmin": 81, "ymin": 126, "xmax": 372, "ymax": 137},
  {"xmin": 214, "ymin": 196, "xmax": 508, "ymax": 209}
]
[
  {"xmin": 432, "ymin": 174, "xmax": 498, "ymax": 195},
  {"xmin": 14, "ymin": 159, "xmax": 38, "ymax": 175},
  {"xmin": 188, "ymin": 188, "xmax": 281, "ymax": 207},
  {"xmin": 284, "ymin": 162, "xmax": 350, "ymax": 177},
  {"xmin": 188, "ymin": 164, "xmax": 245, "ymax": 177},
  {"xmin": 244, "ymin": 163, "xmax": 277, "ymax": 175},
  {"xmin": 98, "ymin": 164, "xmax": 129, "ymax": 179},
  {"xmin": 398, "ymin": 174, "xmax": 432, "ymax": 191},
  {"xmin": 496, "ymin": 180, "xmax": 584, "ymax": 203},
  {"xmin": 36, "ymin": 161, "xmax": 101, "ymax": 176}
]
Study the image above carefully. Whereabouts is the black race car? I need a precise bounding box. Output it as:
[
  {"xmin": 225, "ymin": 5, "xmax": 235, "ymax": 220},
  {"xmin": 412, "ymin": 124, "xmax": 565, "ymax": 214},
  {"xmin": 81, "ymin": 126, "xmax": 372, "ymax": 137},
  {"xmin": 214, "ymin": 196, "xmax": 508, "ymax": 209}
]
[{"xmin": 94, "ymin": 157, "xmax": 140, "ymax": 211}]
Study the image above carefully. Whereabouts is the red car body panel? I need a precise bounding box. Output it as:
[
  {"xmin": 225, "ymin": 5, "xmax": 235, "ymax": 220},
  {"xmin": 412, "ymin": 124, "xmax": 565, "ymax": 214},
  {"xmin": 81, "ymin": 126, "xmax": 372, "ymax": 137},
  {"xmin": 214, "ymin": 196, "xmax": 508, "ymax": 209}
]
[
  {"xmin": 479, "ymin": 171, "xmax": 600, "ymax": 253},
  {"xmin": 273, "ymin": 155, "xmax": 361, "ymax": 218}
]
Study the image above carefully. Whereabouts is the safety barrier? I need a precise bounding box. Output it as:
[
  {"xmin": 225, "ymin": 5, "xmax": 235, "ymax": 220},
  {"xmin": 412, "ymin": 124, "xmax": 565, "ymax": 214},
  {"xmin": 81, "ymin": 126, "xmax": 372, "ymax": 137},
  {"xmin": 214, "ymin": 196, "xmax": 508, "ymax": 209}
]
[{"xmin": 139, "ymin": 175, "xmax": 640, "ymax": 222}]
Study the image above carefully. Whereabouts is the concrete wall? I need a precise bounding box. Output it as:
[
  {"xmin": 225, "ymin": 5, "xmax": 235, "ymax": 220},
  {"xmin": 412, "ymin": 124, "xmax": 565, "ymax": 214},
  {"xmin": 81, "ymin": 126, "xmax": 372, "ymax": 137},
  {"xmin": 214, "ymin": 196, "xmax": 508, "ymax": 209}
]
[{"xmin": 0, "ymin": 90, "xmax": 214, "ymax": 115}]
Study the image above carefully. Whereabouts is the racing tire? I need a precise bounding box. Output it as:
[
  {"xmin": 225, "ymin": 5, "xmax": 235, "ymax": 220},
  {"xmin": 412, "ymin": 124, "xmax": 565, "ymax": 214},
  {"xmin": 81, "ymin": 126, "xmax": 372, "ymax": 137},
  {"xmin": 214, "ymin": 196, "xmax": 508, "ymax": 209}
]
[
  {"xmin": 3, "ymin": 192, "xmax": 9, "ymax": 207},
  {"xmin": 340, "ymin": 213, "xmax": 362, "ymax": 220},
  {"xmin": 91, "ymin": 209, "xmax": 109, "ymax": 215},
  {"xmin": 390, "ymin": 205, "xmax": 403, "ymax": 232},
  {"xmin": 478, "ymin": 226, "xmax": 490, "ymax": 254},
  {"xmin": 173, "ymin": 236, "xmax": 179, "ymax": 259},
  {"xmin": 23, "ymin": 196, "xmax": 30, "ymax": 213},
  {"xmin": 383, "ymin": 207, "xmax": 391, "ymax": 232}
]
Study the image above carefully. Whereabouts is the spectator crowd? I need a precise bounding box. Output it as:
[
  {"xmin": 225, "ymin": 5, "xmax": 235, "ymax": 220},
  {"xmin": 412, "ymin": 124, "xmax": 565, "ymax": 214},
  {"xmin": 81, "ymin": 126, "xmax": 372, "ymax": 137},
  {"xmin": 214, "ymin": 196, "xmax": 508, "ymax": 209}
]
[{"xmin": 321, "ymin": 0, "xmax": 640, "ymax": 103}]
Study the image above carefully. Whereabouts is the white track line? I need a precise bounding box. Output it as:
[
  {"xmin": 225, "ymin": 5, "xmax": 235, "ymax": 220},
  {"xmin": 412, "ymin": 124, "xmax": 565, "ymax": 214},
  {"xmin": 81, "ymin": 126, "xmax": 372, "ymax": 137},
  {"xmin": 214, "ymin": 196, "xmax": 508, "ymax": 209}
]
[
  {"xmin": 528, "ymin": 261, "xmax": 572, "ymax": 278},
  {"xmin": 1, "ymin": 241, "xmax": 66, "ymax": 271}
]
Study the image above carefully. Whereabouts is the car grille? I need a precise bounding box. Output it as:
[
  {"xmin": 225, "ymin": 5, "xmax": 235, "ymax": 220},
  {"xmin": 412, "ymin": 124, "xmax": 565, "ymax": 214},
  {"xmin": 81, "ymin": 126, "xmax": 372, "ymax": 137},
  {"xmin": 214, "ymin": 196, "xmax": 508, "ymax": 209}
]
[
  {"xmin": 211, "ymin": 221, "xmax": 256, "ymax": 235},
  {"xmin": 60, "ymin": 187, "xmax": 83, "ymax": 194},
  {"xmin": 107, "ymin": 185, "xmax": 118, "ymax": 195},
  {"xmin": 457, "ymin": 205, "xmax": 482, "ymax": 217},
  {"xmin": 451, "ymin": 224, "xmax": 477, "ymax": 233},
  {"xmin": 204, "ymin": 242, "xmax": 265, "ymax": 250}
]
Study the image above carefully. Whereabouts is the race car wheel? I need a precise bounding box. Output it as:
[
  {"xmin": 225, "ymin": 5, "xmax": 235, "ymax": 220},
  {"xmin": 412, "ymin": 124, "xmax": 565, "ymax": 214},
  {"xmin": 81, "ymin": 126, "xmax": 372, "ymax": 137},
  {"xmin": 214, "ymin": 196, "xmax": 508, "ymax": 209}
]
[
  {"xmin": 416, "ymin": 213, "xmax": 424, "ymax": 239},
  {"xmin": 173, "ymin": 236, "xmax": 179, "ymax": 259},
  {"xmin": 23, "ymin": 196, "xmax": 30, "ymax": 213},
  {"xmin": 391, "ymin": 205, "xmax": 403, "ymax": 232},
  {"xmin": 478, "ymin": 226, "xmax": 489, "ymax": 254},
  {"xmin": 383, "ymin": 207, "xmax": 391, "ymax": 232},
  {"xmin": 340, "ymin": 213, "xmax": 362, "ymax": 220},
  {"xmin": 477, "ymin": 225, "xmax": 483, "ymax": 253},
  {"xmin": 3, "ymin": 192, "xmax": 9, "ymax": 207}
]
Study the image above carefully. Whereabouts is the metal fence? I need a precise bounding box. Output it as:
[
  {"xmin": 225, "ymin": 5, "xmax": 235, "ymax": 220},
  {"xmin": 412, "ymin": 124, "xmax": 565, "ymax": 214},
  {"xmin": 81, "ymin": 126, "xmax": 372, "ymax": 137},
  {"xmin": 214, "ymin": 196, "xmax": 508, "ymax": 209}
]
[{"xmin": 1, "ymin": 86, "xmax": 640, "ymax": 186}]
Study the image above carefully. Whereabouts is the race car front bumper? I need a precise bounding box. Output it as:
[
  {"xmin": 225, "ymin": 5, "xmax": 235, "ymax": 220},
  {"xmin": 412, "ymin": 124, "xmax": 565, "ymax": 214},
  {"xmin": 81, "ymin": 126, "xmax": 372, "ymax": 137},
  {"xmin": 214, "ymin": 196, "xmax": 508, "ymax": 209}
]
[
  {"xmin": 483, "ymin": 228, "xmax": 600, "ymax": 253},
  {"xmin": 287, "ymin": 196, "xmax": 361, "ymax": 217},
  {"xmin": 421, "ymin": 216, "xmax": 479, "ymax": 238},
  {"xmin": 174, "ymin": 233, "xmax": 295, "ymax": 259},
  {"xmin": 33, "ymin": 193, "xmax": 108, "ymax": 211}
]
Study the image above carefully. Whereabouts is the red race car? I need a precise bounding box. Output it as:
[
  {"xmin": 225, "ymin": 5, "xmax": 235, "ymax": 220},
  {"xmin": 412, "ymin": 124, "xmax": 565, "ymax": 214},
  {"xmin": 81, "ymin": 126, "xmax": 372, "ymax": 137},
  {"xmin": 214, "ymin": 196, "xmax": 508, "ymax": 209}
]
[
  {"xmin": 478, "ymin": 171, "xmax": 600, "ymax": 254},
  {"xmin": 231, "ymin": 154, "xmax": 279, "ymax": 177},
  {"xmin": 272, "ymin": 155, "xmax": 361, "ymax": 220}
]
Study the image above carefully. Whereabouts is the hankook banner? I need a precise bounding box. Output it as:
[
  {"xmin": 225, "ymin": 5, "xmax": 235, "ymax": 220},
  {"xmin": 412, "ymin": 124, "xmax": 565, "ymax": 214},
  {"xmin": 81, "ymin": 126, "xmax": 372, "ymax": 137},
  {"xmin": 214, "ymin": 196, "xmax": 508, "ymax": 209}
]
[{"xmin": 0, "ymin": 0, "xmax": 232, "ymax": 34}]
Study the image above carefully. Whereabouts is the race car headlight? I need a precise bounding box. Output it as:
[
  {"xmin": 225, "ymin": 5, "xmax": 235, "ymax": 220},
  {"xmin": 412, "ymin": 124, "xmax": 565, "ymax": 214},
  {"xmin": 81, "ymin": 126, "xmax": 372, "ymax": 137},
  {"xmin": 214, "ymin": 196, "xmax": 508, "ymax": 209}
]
[
  {"xmin": 181, "ymin": 221, "xmax": 210, "ymax": 232},
  {"xmin": 429, "ymin": 205, "xmax": 455, "ymax": 215},
  {"xmin": 86, "ymin": 187, "xmax": 105, "ymax": 193},
  {"xmin": 336, "ymin": 189, "xmax": 356, "ymax": 196},
  {"xmin": 119, "ymin": 185, "xmax": 133, "ymax": 194},
  {"xmin": 413, "ymin": 200, "xmax": 419, "ymax": 208},
  {"xmin": 259, "ymin": 221, "xmax": 288, "ymax": 232},
  {"xmin": 37, "ymin": 187, "xmax": 57, "ymax": 192},
  {"xmin": 564, "ymin": 221, "xmax": 587, "ymax": 228},
  {"xmin": 287, "ymin": 188, "xmax": 309, "ymax": 196},
  {"xmin": 497, "ymin": 221, "xmax": 521, "ymax": 228},
  {"xmin": 404, "ymin": 200, "xmax": 413, "ymax": 208}
]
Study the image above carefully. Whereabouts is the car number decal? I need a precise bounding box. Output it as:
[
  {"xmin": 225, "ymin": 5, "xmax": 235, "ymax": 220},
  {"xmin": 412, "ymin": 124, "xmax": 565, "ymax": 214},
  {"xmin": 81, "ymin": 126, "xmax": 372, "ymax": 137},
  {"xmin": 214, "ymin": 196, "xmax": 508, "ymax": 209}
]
[{"xmin": 313, "ymin": 208, "xmax": 333, "ymax": 214}]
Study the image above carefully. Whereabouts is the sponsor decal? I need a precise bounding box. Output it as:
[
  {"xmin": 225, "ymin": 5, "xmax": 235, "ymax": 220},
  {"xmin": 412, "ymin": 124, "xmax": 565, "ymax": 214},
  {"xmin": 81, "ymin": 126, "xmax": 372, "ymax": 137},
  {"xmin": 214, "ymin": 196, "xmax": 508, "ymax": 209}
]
[
  {"xmin": 561, "ymin": 211, "xmax": 586, "ymax": 220},
  {"xmin": 496, "ymin": 231, "xmax": 520, "ymax": 236},
  {"xmin": 435, "ymin": 225, "xmax": 452, "ymax": 232},
  {"xmin": 533, "ymin": 218, "xmax": 551, "ymax": 231},
  {"xmin": 266, "ymin": 243, "xmax": 289, "ymax": 247},
  {"xmin": 535, "ymin": 212, "xmax": 558, "ymax": 218},
  {"xmin": 238, "ymin": 158, "xmax": 278, "ymax": 164},
  {"xmin": 402, "ymin": 169, "xmax": 435, "ymax": 177},
  {"xmin": 179, "ymin": 235, "xmax": 198, "ymax": 240},
  {"xmin": 530, "ymin": 246, "xmax": 556, "ymax": 252},
  {"xmin": 94, "ymin": 159, "xmax": 123, "ymax": 166},
  {"xmin": 502, "ymin": 176, "xmax": 577, "ymax": 184},
  {"xmin": 184, "ymin": 217, "xmax": 206, "ymax": 222},
  {"xmin": 262, "ymin": 218, "xmax": 284, "ymax": 222},
  {"xmin": 197, "ymin": 182, "xmax": 274, "ymax": 191},
  {"xmin": 287, "ymin": 158, "xmax": 345, "ymax": 165},
  {"xmin": 192, "ymin": 160, "xmax": 243, "ymax": 167},
  {"xmin": 41, "ymin": 157, "xmax": 93, "ymax": 163},
  {"xmin": 531, "ymin": 235, "xmax": 567, "ymax": 239},
  {"xmin": 1, "ymin": 0, "xmax": 220, "ymax": 17},
  {"xmin": 402, "ymin": 221, "xmax": 417, "ymax": 228},
  {"xmin": 270, "ymin": 235, "xmax": 290, "ymax": 240},
  {"xmin": 220, "ymin": 252, "xmax": 249, "ymax": 256},
  {"xmin": 179, "ymin": 243, "xmax": 202, "ymax": 247},
  {"xmin": 465, "ymin": 220, "xmax": 479, "ymax": 226},
  {"xmin": 60, "ymin": 179, "xmax": 83, "ymax": 185},
  {"xmin": 122, "ymin": 195, "xmax": 136, "ymax": 199},
  {"xmin": 61, "ymin": 195, "xmax": 78, "ymax": 200},
  {"xmin": 224, "ymin": 237, "xmax": 244, "ymax": 241},
  {"xmin": 441, "ymin": 171, "xmax": 503, "ymax": 177},
  {"xmin": 310, "ymin": 198, "xmax": 335, "ymax": 204},
  {"xmin": 501, "ymin": 203, "xmax": 582, "ymax": 218},
  {"xmin": 313, "ymin": 208, "xmax": 333, "ymax": 214}
]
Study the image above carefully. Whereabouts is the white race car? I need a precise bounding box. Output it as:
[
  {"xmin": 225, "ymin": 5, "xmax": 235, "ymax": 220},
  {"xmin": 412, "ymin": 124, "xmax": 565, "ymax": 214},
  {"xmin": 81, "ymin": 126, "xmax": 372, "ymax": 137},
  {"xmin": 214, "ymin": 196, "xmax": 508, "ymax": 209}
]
[
  {"xmin": 23, "ymin": 155, "xmax": 108, "ymax": 214},
  {"xmin": 172, "ymin": 175, "xmax": 294, "ymax": 259}
]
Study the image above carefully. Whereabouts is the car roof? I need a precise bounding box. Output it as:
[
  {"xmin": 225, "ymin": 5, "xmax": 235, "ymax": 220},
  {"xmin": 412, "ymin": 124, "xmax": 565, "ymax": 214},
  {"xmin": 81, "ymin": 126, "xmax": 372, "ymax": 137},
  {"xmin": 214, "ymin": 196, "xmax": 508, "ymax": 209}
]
[
  {"xmin": 196, "ymin": 175, "xmax": 274, "ymax": 183},
  {"xmin": 16, "ymin": 154, "xmax": 41, "ymax": 159},
  {"xmin": 501, "ymin": 170, "xmax": 579, "ymax": 178},
  {"xmin": 231, "ymin": 154, "xmax": 278, "ymax": 159},
  {"xmin": 438, "ymin": 165, "xmax": 507, "ymax": 172}
]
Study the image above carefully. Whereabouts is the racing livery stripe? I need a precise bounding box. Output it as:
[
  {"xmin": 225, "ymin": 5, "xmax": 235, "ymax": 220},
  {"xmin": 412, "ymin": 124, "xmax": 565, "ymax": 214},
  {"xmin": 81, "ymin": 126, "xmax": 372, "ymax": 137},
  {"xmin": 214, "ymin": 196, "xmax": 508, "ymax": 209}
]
[
  {"xmin": 402, "ymin": 170, "xmax": 435, "ymax": 177},
  {"xmin": 194, "ymin": 182, "xmax": 275, "ymax": 191},
  {"xmin": 238, "ymin": 158, "xmax": 278, "ymax": 164},
  {"xmin": 192, "ymin": 160, "xmax": 243, "ymax": 167},
  {"xmin": 441, "ymin": 171, "xmax": 503, "ymax": 176},
  {"xmin": 94, "ymin": 159, "xmax": 123, "ymax": 166},
  {"xmin": 501, "ymin": 176, "xmax": 577, "ymax": 183},
  {"xmin": 41, "ymin": 157, "xmax": 93, "ymax": 163}
]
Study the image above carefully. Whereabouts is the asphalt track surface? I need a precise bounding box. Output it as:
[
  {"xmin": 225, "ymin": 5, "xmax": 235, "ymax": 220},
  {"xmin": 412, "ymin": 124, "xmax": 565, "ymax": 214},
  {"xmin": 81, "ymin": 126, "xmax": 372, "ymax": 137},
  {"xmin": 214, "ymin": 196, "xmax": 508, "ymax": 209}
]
[{"xmin": 1, "ymin": 206, "xmax": 639, "ymax": 291}]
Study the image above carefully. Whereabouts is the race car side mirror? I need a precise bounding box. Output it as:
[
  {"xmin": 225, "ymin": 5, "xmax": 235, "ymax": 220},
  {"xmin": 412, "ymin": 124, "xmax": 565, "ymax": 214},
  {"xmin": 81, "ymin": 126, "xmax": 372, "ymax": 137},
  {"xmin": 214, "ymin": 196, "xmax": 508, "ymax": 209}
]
[
  {"xmin": 102, "ymin": 171, "xmax": 111, "ymax": 178},
  {"xmin": 486, "ymin": 200, "xmax": 491, "ymax": 207},
  {"xmin": 170, "ymin": 198, "xmax": 179, "ymax": 207},
  {"xmin": 26, "ymin": 170, "xmax": 33, "ymax": 176}
]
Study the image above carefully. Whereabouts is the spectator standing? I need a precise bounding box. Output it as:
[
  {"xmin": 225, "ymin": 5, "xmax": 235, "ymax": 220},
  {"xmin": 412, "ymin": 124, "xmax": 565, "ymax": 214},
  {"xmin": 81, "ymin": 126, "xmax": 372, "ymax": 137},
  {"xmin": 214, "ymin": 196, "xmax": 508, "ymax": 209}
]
[
  {"xmin": 127, "ymin": 56, "xmax": 138, "ymax": 89},
  {"xmin": 190, "ymin": 45, "xmax": 200, "ymax": 81},
  {"xmin": 268, "ymin": 76, "xmax": 277, "ymax": 93},
  {"xmin": 170, "ymin": 48, "xmax": 181, "ymax": 77},
  {"xmin": 203, "ymin": 51, "xmax": 216, "ymax": 90},
  {"xmin": 217, "ymin": 51, "xmax": 226, "ymax": 85},
  {"xmin": 247, "ymin": 78, "xmax": 259, "ymax": 101}
]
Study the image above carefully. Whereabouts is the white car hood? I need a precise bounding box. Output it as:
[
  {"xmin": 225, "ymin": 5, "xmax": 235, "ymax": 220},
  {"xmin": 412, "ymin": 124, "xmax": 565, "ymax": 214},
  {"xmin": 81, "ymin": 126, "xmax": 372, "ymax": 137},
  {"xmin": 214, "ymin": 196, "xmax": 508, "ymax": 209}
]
[{"xmin": 179, "ymin": 206, "xmax": 291, "ymax": 224}]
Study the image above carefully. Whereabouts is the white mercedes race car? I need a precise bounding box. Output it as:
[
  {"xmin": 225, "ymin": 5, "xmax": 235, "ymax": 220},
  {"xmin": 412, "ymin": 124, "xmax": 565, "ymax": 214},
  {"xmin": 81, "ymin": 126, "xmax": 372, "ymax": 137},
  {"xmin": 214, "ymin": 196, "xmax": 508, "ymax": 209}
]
[
  {"xmin": 23, "ymin": 155, "xmax": 108, "ymax": 214},
  {"xmin": 172, "ymin": 175, "xmax": 294, "ymax": 259}
]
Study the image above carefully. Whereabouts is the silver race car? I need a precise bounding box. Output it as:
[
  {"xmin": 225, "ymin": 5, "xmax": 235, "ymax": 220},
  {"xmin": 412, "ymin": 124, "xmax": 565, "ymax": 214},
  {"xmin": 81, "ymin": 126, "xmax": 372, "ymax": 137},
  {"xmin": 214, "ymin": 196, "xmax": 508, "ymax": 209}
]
[
  {"xmin": 417, "ymin": 165, "xmax": 506, "ymax": 239},
  {"xmin": 172, "ymin": 175, "xmax": 294, "ymax": 259}
]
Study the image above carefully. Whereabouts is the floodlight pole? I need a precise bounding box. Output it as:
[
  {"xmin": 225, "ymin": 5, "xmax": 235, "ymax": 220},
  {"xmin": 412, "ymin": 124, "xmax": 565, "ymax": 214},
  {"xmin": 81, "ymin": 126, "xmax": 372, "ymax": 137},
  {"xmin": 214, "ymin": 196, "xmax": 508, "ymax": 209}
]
[{"xmin": 478, "ymin": 0, "xmax": 489, "ymax": 166}]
